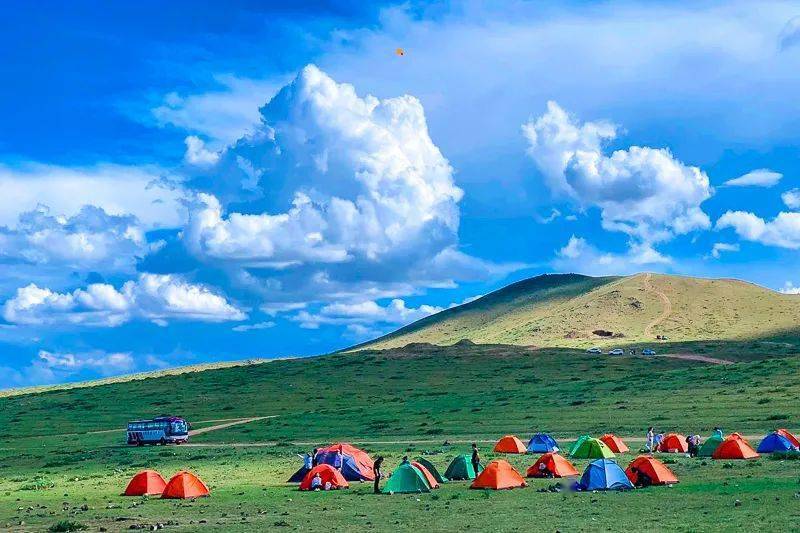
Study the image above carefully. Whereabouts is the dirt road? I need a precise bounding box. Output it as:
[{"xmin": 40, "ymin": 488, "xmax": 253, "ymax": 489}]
[
  {"xmin": 656, "ymin": 353, "xmax": 735, "ymax": 365},
  {"xmin": 643, "ymin": 272, "xmax": 672, "ymax": 338},
  {"xmin": 189, "ymin": 416, "xmax": 274, "ymax": 436}
]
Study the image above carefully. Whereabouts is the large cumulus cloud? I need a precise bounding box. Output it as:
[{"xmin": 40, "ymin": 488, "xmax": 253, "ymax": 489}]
[{"xmin": 523, "ymin": 101, "xmax": 712, "ymax": 244}]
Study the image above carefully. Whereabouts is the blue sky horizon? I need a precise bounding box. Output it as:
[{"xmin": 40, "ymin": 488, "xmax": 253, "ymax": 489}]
[{"xmin": 2, "ymin": 0, "xmax": 800, "ymax": 388}]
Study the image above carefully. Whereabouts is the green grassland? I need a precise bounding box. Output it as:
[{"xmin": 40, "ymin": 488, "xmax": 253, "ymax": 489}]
[
  {"xmin": 359, "ymin": 273, "xmax": 800, "ymax": 350},
  {"xmin": 2, "ymin": 342, "xmax": 800, "ymax": 531}
]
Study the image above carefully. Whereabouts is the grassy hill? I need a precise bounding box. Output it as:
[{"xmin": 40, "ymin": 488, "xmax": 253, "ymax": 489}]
[
  {"xmin": 2, "ymin": 271, "xmax": 800, "ymax": 530},
  {"xmin": 357, "ymin": 272, "xmax": 800, "ymax": 350},
  {"xmin": 1, "ymin": 342, "xmax": 800, "ymax": 530}
]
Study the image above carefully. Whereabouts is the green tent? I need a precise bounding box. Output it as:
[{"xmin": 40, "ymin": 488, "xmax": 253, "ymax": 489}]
[
  {"xmin": 382, "ymin": 462, "xmax": 431, "ymax": 494},
  {"xmin": 415, "ymin": 457, "xmax": 446, "ymax": 483},
  {"xmin": 568, "ymin": 435, "xmax": 592, "ymax": 457},
  {"xmin": 697, "ymin": 435, "xmax": 723, "ymax": 457},
  {"xmin": 443, "ymin": 454, "xmax": 483, "ymax": 480},
  {"xmin": 570, "ymin": 437, "xmax": 615, "ymax": 459}
]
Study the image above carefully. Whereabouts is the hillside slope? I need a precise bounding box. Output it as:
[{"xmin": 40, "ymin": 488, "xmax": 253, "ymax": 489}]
[{"xmin": 358, "ymin": 272, "xmax": 800, "ymax": 350}]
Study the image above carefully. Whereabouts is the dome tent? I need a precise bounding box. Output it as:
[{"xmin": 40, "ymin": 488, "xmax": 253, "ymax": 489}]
[
  {"xmin": 415, "ymin": 457, "xmax": 446, "ymax": 483},
  {"xmin": 161, "ymin": 471, "xmax": 210, "ymax": 499},
  {"xmin": 757, "ymin": 432, "xmax": 799, "ymax": 453},
  {"xmin": 713, "ymin": 434, "xmax": 759, "ymax": 460},
  {"xmin": 575, "ymin": 459, "xmax": 633, "ymax": 491},
  {"xmin": 444, "ymin": 454, "xmax": 483, "ymax": 480},
  {"xmin": 299, "ymin": 464, "xmax": 349, "ymax": 491},
  {"xmin": 569, "ymin": 438, "xmax": 615, "ymax": 459},
  {"xmin": 315, "ymin": 443, "xmax": 374, "ymax": 481},
  {"xmin": 526, "ymin": 453, "xmax": 579, "ymax": 478},
  {"xmin": 493, "ymin": 435, "xmax": 527, "ymax": 454},
  {"xmin": 526, "ymin": 433, "xmax": 559, "ymax": 453},
  {"xmin": 697, "ymin": 434, "xmax": 723, "ymax": 457},
  {"xmin": 382, "ymin": 462, "xmax": 430, "ymax": 494},
  {"xmin": 600, "ymin": 434, "xmax": 629, "ymax": 453},
  {"xmin": 470, "ymin": 460, "xmax": 527, "ymax": 490},
  {"xmin": 625, "ymin": 456, "xmax": 678, "ymax": 486},
  {"xmin": 658, "ymin": 433, "xmax": 688, "ymax": 453},
  {"xmin": 123, "ymin": 470, "xmax": 167, "ymax": 496}
]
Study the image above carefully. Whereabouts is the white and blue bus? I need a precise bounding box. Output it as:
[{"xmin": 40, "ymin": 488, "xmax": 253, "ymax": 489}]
[{"xmin": 127, "ymin": 416, "xmax": 189, "ymax": 446}]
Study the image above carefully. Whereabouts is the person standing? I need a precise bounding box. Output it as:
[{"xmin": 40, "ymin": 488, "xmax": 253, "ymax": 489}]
[
  {"xmin": 646, "ymin": 427, "xmax": 655, "ymax": 452},
  {"xmin": 713, "ymin": 427, "xmax": 724, "ymax": 439},
  {"xmin": 471, "ymin": 443, "xmax": 481, "ymax": 476},
  {"xmin": 373, "ymin": 456, "xmax": 384, "ymax": 494},
  {"xmin": 311, "ymin": 448, "xmax": 319, "ymax": 467}
]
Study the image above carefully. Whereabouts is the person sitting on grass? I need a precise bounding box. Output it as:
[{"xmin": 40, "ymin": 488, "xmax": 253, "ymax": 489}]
[
  {"xmin": 310, "ymin": 472, "xmax": 323, "ymax": 491},
  {"xmin": 538, "ymin": 461, "xmax": 552, "ymax": 478},
  {"xmin": 653, "ymin": 433, "xmax": 664, "ymax": 451},
  {"xmin": 630, "ymin": 466, "xmax": 652, "ymax": 488}
]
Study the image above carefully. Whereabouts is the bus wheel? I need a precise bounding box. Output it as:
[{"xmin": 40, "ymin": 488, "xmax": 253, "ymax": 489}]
[
  {"xmin": 160, "ymin": 438, "xmax": 166, "ymax": 446},
  {"xmin": 137, "ymin": 440, "xmax": 144, "ymax": 447}
]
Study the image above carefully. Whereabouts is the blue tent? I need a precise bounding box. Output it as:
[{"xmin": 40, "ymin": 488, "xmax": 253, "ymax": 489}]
[
  {"xmin": 757, "ymin": 432, "xmax": 799, "ymax": 453},
  {"xmin": 575, "ymin": 459, "xmax": 633, "ymax": 491},
  {"xmin": 527, "ymin": 433, "xmax": 559, "ymax": 453}
]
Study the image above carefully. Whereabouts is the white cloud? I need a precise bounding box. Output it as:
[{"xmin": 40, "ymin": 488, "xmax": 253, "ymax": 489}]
[
  {"xmin": 779, "ymin": 281, "xmax": 800, "ymax": 294},
  {"xmin": 779, "ymin": 16, "xmax": 800, "ymax": 50},
  {"xmin": 723, "ymin": 168, "xmax": 782, "ymax": 187},
  {"xmin": 716, "ymin": 210, "xmax": 800, "ymax": 249},
  {"xmin": 38, "ymin": 349, "xmax": 134, "ymax": 375},
  {"xmin": 536, "ymin": 208, "xmax": 561, "ymax": 224},
  {"xmin": 782, "ymin": 188, "xmax": 800, "ymax": 209},
  {"xmin": 0, "ymin": 204, "xmax": 147, "ymax": 271},
  {"xmin": 0, "ymin": 163, "xmax": 186, "ymax": 229},
  {"xmin": 152, "ymin": 74, "xmax": 282, "ymax": 146},
  {"xmin": 708, "ymin": 242, "xmax": 740, "ymax": 259},
  {"xmin": 294, "ymin": 298, "xmax": 442, "ymax": 330},
  {"xmin": 2, "ymin": 273, "xmax": 245, "ymax": 327},
  {"xmin": 232, "ymin": 321, "xmax": 276, "ymax": 332},
  {"xmin": 184, "ymin": 65, "xmax": 463, "ymax": 268},
  {"xmin": 184, "ymin": 136, "xmax": 220, "ymax": 166},
  {"xmin": 523, "ymin": 102, "xmax": 712, "ymax": 244},
  {"xmin": 553, "ymin": 235, "xmax": 670, "ymax": 275}
]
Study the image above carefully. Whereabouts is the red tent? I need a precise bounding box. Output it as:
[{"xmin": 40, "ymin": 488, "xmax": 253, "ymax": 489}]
[
  {"xmin": 600, "ymin": 434, "xmax": 630, "ymax": 453},
  {"xmin": 777, "ymin": 428, "xmax": 800, "ymax": 448},
  {"xmin": 161, "ymin": 471, "xmax": 210, "ymax": 499},
  {"xmin": 493, "ymin": 435, "xmax": 527, "ymax": 454},
  {"xmin": 411, "ymin": 461, "xmax": 439, "ymax": 489},
  {"xmin": 123, "ymin": 470, "xmax": 167, "ymax": 496},
  {"xmin": 658, "ymin": 433, "xmax": 688, "ymax": 453},
  {"xmin": 526, "ymin": 453, "xmax": 579, "ymax": 478},
  {"xmin": 299, "ymin": 464, "xmax": 349, "ymax": 491},
  {"xmin": 713, "ymin": 434, "xmax": 759, "ymax": 460},
  {"xmin": 625, "ymin": 456, "xmax": 678, "ymax": 485},
  {"xmin": 471, "ymin": 460, "xmax": 527, "ymax": 490}
]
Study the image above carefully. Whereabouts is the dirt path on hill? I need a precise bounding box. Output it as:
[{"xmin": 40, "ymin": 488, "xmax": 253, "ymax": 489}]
[
  {"xmin": 643, "ymin": 272, "xmax": 672, "ymax": 338},
  {"xmin": 656, "ymin": 353, "xmax": 735, "ymax": 365},
  {"xmin": 188, "ymin": 416, "xmax": 274, "ymax": 436}
]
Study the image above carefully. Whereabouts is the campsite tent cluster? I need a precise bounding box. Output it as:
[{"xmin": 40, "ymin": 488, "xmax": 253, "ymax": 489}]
[
  {"xmin": 287, "ymin": 429, "xmax": 799, "ymax": 495},
  {"xmin": 123, "ymin": 470, "xmax": 209, "ymax": 499}
]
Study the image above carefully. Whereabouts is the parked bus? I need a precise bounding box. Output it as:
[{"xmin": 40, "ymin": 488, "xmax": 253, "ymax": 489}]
[{"xmin": 127, "ymin": 416, "xmax": 189, "ymax": 446}]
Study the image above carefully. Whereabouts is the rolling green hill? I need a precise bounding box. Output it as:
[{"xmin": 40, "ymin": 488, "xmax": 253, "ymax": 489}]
[{"xmin": 357, "ymin": 272, "xmax": 800, "ymax": 350}]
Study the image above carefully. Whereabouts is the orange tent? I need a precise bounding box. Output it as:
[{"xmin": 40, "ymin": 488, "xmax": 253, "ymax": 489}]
[
  {"xmin": 777, "ymin": 428, "xmax": 800, "ymax": 448},
  {"xmin": 299, "ymin": 464, "xmax": 349, "ymax": 491},
  {"xmin": 526, "ymin": 453, "xmax": 579, "ymax": 478},
  {"xmin": 470, "ymin": 460, "xmax": 527, "ymax": 490},
  {"xmin": 713, "ymin": 434, "xmax": 759, "ymax": 460},
  {"xmin": 161, "ymin": 471, "xmax": 210, "ymax": 499},
  {"xmin": 658, "ymin": 433, "xmax": 688, "ymax": 453},
  {"xmin": 493, "ymin": 435, "xmax": 527, "ymax": 454},
  {"xmin": 625, "ymin": 456, "xmax": 678, "ymax": 486},
  {"xmin": 123, "ymin": 469, "xmax": 167, "ymax": 496},
  {"xmin": 600, "ymin": 434, "xmax": 630, "ymax": 453},
  {"xmin": 411, "ymin": 461, "xmax": 439, "ymax": 489}
]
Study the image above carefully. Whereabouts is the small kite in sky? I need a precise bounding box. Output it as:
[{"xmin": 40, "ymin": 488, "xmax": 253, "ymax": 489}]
[{"xmin": 395, "ymin": 48, "xmax": 405, "ymax": 56}]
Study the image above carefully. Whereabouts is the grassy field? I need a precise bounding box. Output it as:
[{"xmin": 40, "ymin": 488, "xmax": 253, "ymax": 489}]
[
  {"xmin": 1, "ymin": 343, "xmax": 800, "ymax": 531},
  {"xmin": 360, "ymin": 273, "xmax": 800, "ymax": 350}
]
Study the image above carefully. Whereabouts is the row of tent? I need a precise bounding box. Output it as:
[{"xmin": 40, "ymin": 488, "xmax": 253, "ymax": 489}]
[
  {"xmin": 381, "ymin": 454, "xmax": 680, "ymax": 493},
  {"xmin": 123, "ymin": 470, "xmax": 210, "ymax": 498},
  {"xmin": 495, "ymin": 428, "xmax": 800, "ymax": 460}
]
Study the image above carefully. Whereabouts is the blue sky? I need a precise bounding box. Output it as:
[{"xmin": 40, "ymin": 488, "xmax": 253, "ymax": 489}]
[{"xmin": 2, "ymin": 0, "xmax": 800, "ymax": 387}]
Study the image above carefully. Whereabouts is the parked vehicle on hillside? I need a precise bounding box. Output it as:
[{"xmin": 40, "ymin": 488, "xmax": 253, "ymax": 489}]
[
  {"xmin": 642, "ymin": 349, "xmax": 656, "ymax": 356},
  {"xmin": 586, "ymin": 347, "xmax": 602, "ymax": 354},
  {"xmin": 127, "ymin": 416, "xmax": 189, "ymax": 446},
  {"xmin": 608, "ymin": 348, "xmax": 624, "ymax": 355}
]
